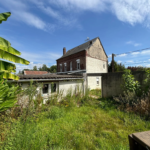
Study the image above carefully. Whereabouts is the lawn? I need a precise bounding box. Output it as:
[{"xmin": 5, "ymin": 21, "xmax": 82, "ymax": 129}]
[{"xmin": 1, "ymin": 90, "xmax": 150, "ymax": 150}]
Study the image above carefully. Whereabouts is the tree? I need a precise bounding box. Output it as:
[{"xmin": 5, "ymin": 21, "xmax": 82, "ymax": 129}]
[
  {"xmin": 108, "ymin": 61, "xmax": 126, "ymax": 72},
  {"xmin": 0, "ymin": 12, "xmax": 29, "ymax": 80},
  {"xmin": 41, "ymin": 64, "xmax": 48, "ymax": 71},
  {"xmin": 33, "ymin": 66, "xmax": 37, "ymax": 71},
  {"xmin": 48, "ymin": 65, "xmax": 57, "ymax": 73}
]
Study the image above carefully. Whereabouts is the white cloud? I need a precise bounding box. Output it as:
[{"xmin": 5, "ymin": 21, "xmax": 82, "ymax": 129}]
[
  {"xmin": 0, "ymin": 0, "xmax": 49, "ymax": 31},
  {"xmin": 117, "ymin": 60, "xmax": 122, "ymax": 63},
  {"xmin": 141, "ymin": 50, "xmax": 150, "ymax": 55},
  {"xmin": 21, "ymin": 51, "xmax": 61, "ymax": 64},
  {"xmin": 48, "ymin": 0, "xmax": 108, "ymax": 12},
  {"xmin": 48, "ymin": 0, "xmax": 150, "ymax": 27},
  {"xmin": 126, "ymin": 60, "xmax": 133, "ymax": 63},
  {"xmin": 1, "ymin": 0, "xmax": 150, "ymax": 31},
  {"xmin": 131, "ymin": 52, "xmax": 140, "ymax": 55},
  {"xmin": 16, "ymin": 62, "xmax": 44, "ymax": 73},
  {"xmin": 117, "ymin": 53, "xmax": 127, "ymax": 57},
  {"xmin": 108, "ymin": 54, "xmax": 112, "ymax": 58},
  {"xmin": 126, "ymin": 41, "xmax": 141, "ymax": 47}
]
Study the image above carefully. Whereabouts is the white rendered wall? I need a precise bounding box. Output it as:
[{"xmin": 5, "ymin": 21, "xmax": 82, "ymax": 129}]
[
  {"xmin": 86, "ymin": 57, "xmax": 107, "ymax": 73},
  {"xmin": 87, "ymin": 76, "xmax": 101, "ymax": 90},
  {"xmin": 59, "ymin": 80, "xmax": 83, "ymax": 97}
]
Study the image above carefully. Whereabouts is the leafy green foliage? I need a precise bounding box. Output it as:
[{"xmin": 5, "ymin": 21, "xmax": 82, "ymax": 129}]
[
  {"xmin": 33, "ymin": 66, "xmax": 37, "ymax": 71},
  {"xmin": 0, "ymin": 76, "xmax": 20, "ymax": 113},
  {"xmin": 0, "ymin": 12, "xmax": 29, "ymax": 80},
  {"xmin": 48, "ymin": 65, "xmax": 57, "ymax": 73},
  {"xmin": 108, "ymin": 61, "xmax": 126, "ymax": 72},
  {"xmin": 143, "ymin": 69, "xmax": 150, "ymax": 94},
  {"xmin": 122, "ymin": 69, "xmax": 141, "ymax": 94},
  {"xmin": 0, "ymin": 12, "xmax": 11, "ymax": 24}
]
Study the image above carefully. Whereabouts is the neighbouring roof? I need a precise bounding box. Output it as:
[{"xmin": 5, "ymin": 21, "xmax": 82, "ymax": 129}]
[
  {"xmin": 57, "ymin": 37, "xmax": 108, "ymax": 60},
  {"xmin": 19, "ymin": 74, "xmax": 83, "ymax": 80},
  {"xmin": 24, "ymin": 71, "xmax": 48, "ymax": 75}
]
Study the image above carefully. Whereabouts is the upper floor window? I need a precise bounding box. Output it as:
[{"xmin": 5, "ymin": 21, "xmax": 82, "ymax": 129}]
[
  {"xmin": 70, "ymin": 61, "xmax": 72, "ymax": 71},
  {"xmin": 76, "ymin": 59, "xmax": 80, "ymax": 70},
  {"xmin": 64, "ymin": 63, "xmax": 67, "ymax": 72},
  {"xmin": 60, "ymin": 64, "xmax": 62, "ymax": 72}
]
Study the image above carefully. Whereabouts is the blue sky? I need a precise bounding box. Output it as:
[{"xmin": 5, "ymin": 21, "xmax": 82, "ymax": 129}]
[{"xmin": 1, "ymin": 0, "xmax": 150, "ymax": 72}]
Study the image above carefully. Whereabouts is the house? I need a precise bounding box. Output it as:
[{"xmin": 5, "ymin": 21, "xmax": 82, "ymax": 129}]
[
  {"xmin": 24, "ymin": 71, "xmax": 48, "ymax": 75},
  {"xmin": 57, "ymin": 37, "xmax": 108, "ymax": 74},
  {"xmin": 9, "ymin": 37, "xmax": 108, "ymax": 102},
  {"xmin": 57, "ymin": 37, "xmax": 108, "ymax": 90},
  {"xmin": 9, "ymin": 74, "xmax": 84, "ymax": 103}
]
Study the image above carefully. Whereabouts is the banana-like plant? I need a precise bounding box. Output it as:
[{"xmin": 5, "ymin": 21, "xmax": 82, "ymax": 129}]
[
  {"xmin": 0, "ymin": 12, "xmax": 29, "ymax": 113},
  {"xmin": 0, "ymin": 75, "xmax": 21, "ymax": 113},
  {"xmin": 0, "ymin": 12, "xmax": 30, "ymax": 80}
]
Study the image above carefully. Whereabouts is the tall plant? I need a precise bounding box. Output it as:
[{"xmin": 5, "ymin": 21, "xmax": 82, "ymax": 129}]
[
  {"xmin": 0, "ymin": 12, "xmax": 29, "ymax": 80},
  {"xmin": 122, "ymin": 69, "xmax": 141, "ymax": 94},
  {"xmin": 0, "ymin": 75, "xmax": 21, "ymax": 112}
]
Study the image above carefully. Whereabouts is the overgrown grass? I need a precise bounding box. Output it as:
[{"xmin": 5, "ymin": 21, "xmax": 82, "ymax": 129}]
[
  {"xmin": 89, "ymin": 89, "xmax": 101, "ymax": 97},
  {"xmin": 1, "ymin": 89, "xmax": 150, "ymax": 150}
]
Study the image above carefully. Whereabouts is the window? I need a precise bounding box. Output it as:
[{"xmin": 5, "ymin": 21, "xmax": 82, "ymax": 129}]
[
  {"xmin": 43, "ymin": 84, "xmax": 49, "ymax": 94},
  {"xmin": 70, "ymin": 61, "xmax": 72, "ymax": 71},
  {"xmin": 51, "ymin": 83, "xmax": 56, "ymax": 93},
  {"xmin": 60, "ymin": 64, "xmax": 62, "ymax": 72},
  {"xmin": 64, "ymin": 63, "xmax": 67, "ymax": 72},
  {"xmin": 96, "ymin": 77, "xmax": 99, "ymax": 85},
  {"xmin": 103, "ymin": 63, "xmax": 105, "ymax": 69},
  {"xmin": 76, "ymin": 59, "xmax": 80, "ymax": 70}
]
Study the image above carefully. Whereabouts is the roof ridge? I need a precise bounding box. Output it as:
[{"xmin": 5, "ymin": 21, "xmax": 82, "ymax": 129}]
[
  {"xmin": 57, "ymin": 37, "xmax": 99, "ymax": 60},
  {"xmin": 66, "ymin": 37, "xmax": 98, "ymax": 52}
]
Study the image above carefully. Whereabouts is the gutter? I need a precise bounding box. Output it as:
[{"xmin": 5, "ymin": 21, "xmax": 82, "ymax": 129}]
[
  {"xmin": 7, "ymin": 78, "xmax": 83, "ymax": 83},
  {"xmin": 57, "ymin": 70, "xmax": 86, "ymax": 74}
]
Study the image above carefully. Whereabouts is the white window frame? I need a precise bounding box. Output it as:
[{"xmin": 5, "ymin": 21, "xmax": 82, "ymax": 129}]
[
  {"xmin": 96, "ymin": 77, "xmax": 99, "ymax": 86},
  {"xmin": 64, "ymin": 63, "xmax": 67, "ymax": 72},
  {"xmin": 70, "ymin": 61, "xmax": 72, "ymax": 71},
  {"xmin": 76, "ymin": 59, "xmax": 80, "ymax": 70},
  {"xmin": 60, "ymin": 64, "xmax": 62, "ymax": 72}
]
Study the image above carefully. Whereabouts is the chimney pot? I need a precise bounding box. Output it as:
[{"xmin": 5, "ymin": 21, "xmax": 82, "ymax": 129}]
[{"xmin": 63, "ymin": 47, "xmax": 66, "ymax": 55}]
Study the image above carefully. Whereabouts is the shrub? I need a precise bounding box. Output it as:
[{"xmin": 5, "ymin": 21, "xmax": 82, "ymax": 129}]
[
  {"xmin": 0, "ymin": 76, "xmax": 21, "ymax": 113},
  {"xmin": 122, "ymin": 69, "xmax": 141, "ymax": 95}
]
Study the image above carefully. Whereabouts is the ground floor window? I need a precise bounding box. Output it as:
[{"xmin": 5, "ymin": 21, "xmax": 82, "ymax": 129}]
[
  {"xmin": 51, "ymin": 83, "xmax": 56, "ymax": 93},
  {"xmin": 43, "ymin": 84, "xmax": 49, "ymax": 94},
  {"xmin": 96, "ymin": 77, "xmax": 99, "ymax": 85}
]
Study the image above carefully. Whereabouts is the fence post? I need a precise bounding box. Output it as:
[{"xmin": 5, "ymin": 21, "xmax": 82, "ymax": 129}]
[{"xmin": 112, "ymin": 53, "xmax": 115, "ymax": 72}]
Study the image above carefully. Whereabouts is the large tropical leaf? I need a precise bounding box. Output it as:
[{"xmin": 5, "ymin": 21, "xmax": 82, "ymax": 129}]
[
  {"xmin": 0, "ymin": 71, "xmax": 19, "ymax": 80},
  {"xmin": 0, "ymin": 60, "xmax": 16, "ymax": 72},
  {"xmin": 0, "ymin": 37, "xmax": 21, "ymax": 55},
  {"xmin": 0, "ymin": 49, "xmax": 30, "ymax": 65},
  {"xmin": 0, "ymin": 12, "xmax": 11, "ymax": 24}
]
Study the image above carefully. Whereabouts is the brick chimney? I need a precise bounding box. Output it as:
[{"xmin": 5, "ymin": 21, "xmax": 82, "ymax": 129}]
[{"xmin": 63, "ymin": 47, "xmax": 66, "ymax": 55}]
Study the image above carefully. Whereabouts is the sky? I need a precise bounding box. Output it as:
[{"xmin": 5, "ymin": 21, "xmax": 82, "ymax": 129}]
[{"xmin": 1, "ymin": 0, "xmax": 150, "ymax": 72}]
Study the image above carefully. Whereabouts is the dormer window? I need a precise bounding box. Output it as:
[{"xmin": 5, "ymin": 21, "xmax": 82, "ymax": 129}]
[
  {"xmin": 70, "ymin": 61, "xmax": 72, "ymax": 71},
  {"xmin": 64, "ymin": 63, "xmax": 67, "ymax": 72},
  {"xmin": 76, "ymin": 59, "xmax": 80, "ymax": 70},
  {"xmin": 60, "ymin": 64, "xmax": 62, "ymax": 72}
]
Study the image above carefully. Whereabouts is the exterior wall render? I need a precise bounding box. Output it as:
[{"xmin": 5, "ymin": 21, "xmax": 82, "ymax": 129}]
[
  {"xmin": 57, "ymin": 51, "xmax": 86, "ymax": 72},
  {"xmin": 86, "ymin": 56, "xmax": 107, "ymax": 73},
  {"xmin": 87, "ymin": 76, "xmax": 101, "ymax": 90},
  {"xmin": 59, "ymin": 80, "xmax": 83, "ymax": 97},
  {"xmin": 102, "ymin": 71, "xmax": 146, "ymax": 98},
  {"xmin": 87, "ymin": 38, "xmax": 107, "ymax": 61}
]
